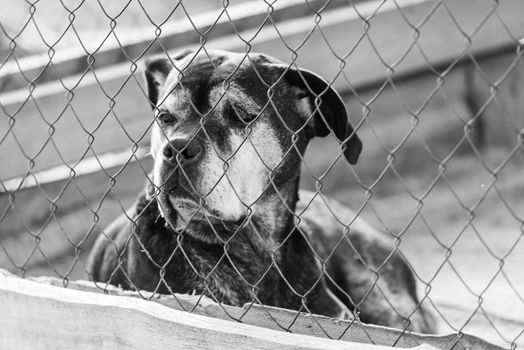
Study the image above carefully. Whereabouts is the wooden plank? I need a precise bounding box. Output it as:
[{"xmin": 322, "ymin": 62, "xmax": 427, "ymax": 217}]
[
  {"xmin": 1, "ymin": 0, "xmax": 523, "ymax": 180},
  {"xmin": 0, "ymin": 269, "xmax": 438, "ymax": 350},
  {"xmin": 1, "ymin": 270, "xmax": 498, "ymax": 350},
  {"xmin": 0, "ymin": 0, "xmax": 349, "ymax": 92},
  {"xmin": 465, "ymin": 48, "xmax": 524, "ymax": 157},
  {"xmin": 1, "ymin": 145, "xmax": 149, "ymax": 192}
]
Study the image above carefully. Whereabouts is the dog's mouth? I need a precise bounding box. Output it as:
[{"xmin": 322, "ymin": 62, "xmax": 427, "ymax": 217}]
[
  {"xmin": 157, "ymin": 188, "xmax": 247, "ymax": 234},
  {"xmin": 170, "ymin": 197, "xmax": 221, "ymax": 225},
  {"xmin": 154, "ymin": 159, "xmax": 251, "ymax": 235}
]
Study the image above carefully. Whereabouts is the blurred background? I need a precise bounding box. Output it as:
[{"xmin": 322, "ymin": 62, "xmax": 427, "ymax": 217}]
[{"xmin": 1, "ymin": 0, "xmax": 523, "ymax": 347}]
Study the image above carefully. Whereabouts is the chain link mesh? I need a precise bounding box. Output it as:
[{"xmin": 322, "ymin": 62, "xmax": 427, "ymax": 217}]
[{"xmin": 1, "ymin": 0, "xmax": 523, "ymax": 348}]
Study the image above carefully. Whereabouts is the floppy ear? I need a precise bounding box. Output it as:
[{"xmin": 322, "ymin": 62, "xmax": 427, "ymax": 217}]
[
  {"xmin": 144, "ymin": 57, "xmax": 174, "ymax": 108},
  {"xmin": 283, "ymin": 67, "xmax": 362, "ymax": 164}
]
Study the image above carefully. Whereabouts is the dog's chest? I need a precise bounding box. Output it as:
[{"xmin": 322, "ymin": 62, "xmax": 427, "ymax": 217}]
[{"xmin": 130, "ymin": 225, "xmax": 280, "ymax": 306}]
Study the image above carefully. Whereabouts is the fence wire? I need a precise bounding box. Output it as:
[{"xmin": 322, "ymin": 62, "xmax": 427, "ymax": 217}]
[{"xmin": 1, "ymin": 0, "xmax": 524, "ymax": 349}]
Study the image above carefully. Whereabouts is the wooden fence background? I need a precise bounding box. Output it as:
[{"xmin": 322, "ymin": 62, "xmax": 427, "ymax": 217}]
[{"xmin": 1, "ymin": 0, "xmax": 523, "ymax": 184}]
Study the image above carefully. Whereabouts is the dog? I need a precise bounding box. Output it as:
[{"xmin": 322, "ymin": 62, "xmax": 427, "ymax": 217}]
[{"xmin": 87, "ymin": 49, "xmax": 436, "ymax": 333}]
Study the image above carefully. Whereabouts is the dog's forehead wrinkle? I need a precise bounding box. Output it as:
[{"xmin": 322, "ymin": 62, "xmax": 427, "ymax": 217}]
[
  {"xmin": 158, "ymin": 87, "xmax": 212, "ymax": 121},
  {"xmin": 208, "ymin": 84, "xmax": 261, "ymax": 117},
  {"xmin": 158, "ymin": 91, "xmax": 186, "ymax": 112},
  {"xmin": 159, "ymin": 56, "xmax": 265, "ymax": 119}
]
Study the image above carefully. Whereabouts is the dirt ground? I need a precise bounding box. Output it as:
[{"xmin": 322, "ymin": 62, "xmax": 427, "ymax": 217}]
[{"xmin": 1, "ymin": 72, "xmax": 523, "ymax": 347}]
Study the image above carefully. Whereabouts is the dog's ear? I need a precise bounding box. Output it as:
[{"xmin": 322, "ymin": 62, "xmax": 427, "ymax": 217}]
[
  {"xmin": 283, "ymin": 67, "xmax": 362, "ymax": 164},
  {"xmin": 144, "ymin": 57, "xmax": 174, "ymax": 108}
]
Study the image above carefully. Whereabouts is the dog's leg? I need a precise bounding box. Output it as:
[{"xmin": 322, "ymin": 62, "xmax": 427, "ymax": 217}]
[
  {"xmin": 297, "ymin": 192, "xmax": 437, "ymax": 333},
  {"xmin": 325, "ymin": 239, "xmax": 437, "ymax": 333},
  {"xmin": 87, "ymin": 212, "xmax": 132, "ymax": 288}
]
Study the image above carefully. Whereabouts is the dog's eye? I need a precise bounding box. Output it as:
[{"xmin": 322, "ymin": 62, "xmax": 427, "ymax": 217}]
[
  {"xmin": 239, "ymin": 112, "xmax": 258, "ymax": 123},
  {"xmin": 157, "ymin": 112, "xmax": 176, "ymax": 126}
]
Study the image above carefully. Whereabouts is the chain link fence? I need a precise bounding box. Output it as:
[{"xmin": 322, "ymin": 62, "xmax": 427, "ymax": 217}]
[{"xmin": 1, "ymin": 0, "xmax": 524, "ymax": 348}]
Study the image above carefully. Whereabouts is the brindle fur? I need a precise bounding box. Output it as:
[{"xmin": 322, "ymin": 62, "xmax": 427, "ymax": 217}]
[{"xmin": 87, "ymin": 50, "xmax": 436, "ymax": 333}]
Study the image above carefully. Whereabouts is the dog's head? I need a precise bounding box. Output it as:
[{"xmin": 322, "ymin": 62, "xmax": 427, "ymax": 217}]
[{"xmin": 144, "ymin": 49, "xmax": 362, "ymax": 235}]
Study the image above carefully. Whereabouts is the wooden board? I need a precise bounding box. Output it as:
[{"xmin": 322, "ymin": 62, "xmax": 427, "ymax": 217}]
[
  {"xmin": 1, "ymin": 0, "xmax": 524, "ymax": 180},
  {"xmin": 0, "ymin": 0, "xmax": 350, "ymax": 91},
  {"xmin": 0, "ymin": 269, "xmax": 441, "ymax": 350},
  {"xmin": 465, "ymin": 50, "xmax": 524, "ymax": 157},
  {"xmin": 3, "ymin": 268, "xmax": 508, "ymax": 350}
]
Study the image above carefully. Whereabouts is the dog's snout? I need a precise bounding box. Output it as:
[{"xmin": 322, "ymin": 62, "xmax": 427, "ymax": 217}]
[{"xmin": 163, "ymin": 138, "xmax": 202, "ymax": 165}]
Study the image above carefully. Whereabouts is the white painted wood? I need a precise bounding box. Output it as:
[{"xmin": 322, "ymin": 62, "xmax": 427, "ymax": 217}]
[
  {"xmin": 15, "ymin": 272, "xmax": 506, "ymax": 350},
  {"xmin": 0, "ymin": 269, "xmax": 439, "ymax": 350}
]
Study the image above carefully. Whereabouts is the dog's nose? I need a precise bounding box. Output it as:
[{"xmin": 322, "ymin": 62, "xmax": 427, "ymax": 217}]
[{"xmin": 163, "ymin": 138, "xmax": 202, "ymax": 165}]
